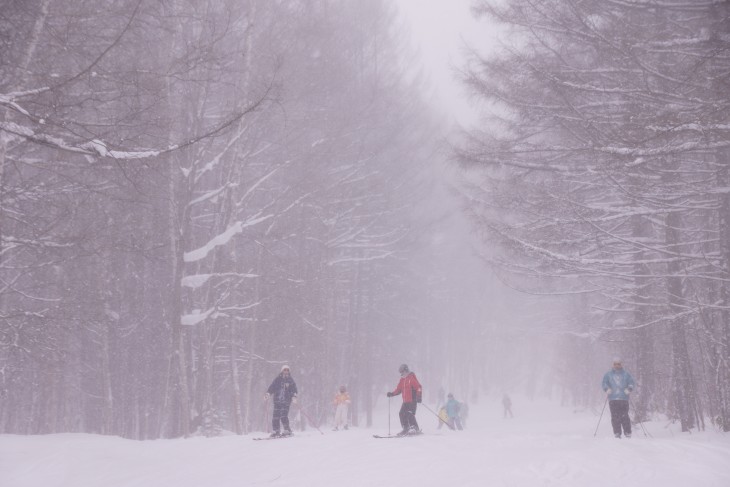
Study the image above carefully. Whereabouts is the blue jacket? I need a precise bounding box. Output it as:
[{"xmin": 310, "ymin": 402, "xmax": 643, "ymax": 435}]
[
  {"xmin": 445, "ymin": 398, "xmax": 461, "ymax": 418},
  {"xmin": 602, "ymin": 369, "xmax": 635, "ymax": 400}
]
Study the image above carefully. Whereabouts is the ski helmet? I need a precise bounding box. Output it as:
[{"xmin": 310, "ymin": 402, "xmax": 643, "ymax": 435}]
[{"xmin": 398, "ymin": 364, "xmax": 409, "ymax": 374}]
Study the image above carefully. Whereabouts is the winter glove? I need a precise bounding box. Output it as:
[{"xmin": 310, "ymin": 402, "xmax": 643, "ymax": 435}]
[
  {"xmin": 387, "ymin": 392, "xmax": 394, "ymax": 397},
  {"xmin": 416, "ymin": 392, "xmax": 422, "ymax": 403},
  {"xmin": 264, "ymin": 393, "xmax": 270, "ymax": 400}
]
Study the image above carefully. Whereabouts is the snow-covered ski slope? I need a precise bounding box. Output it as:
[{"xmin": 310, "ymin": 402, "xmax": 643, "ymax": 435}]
[{"xmin": 2, "ymin": 397, "xmax": 729, "ymax": 487}]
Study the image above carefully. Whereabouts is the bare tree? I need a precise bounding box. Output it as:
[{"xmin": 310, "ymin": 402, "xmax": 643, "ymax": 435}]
[{"xmin": 458, "ymin": 0, "xmax": 730, "ymax": 431}]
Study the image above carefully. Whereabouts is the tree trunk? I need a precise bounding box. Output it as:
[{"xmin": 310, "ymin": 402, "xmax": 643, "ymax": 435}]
[
  {"xmin": 665, "ymin": 208, "xmax": 696, "ymax": 432},
  {"xmin": 100, "ymin": 319, "xmax": 114, "ymax": 435},
  {"xmin": 230, "ymin": 323, "xmax": 242, "ymax": 435},
  {"xmin": 243, "ymin": 244, "xmax": 263, "ymax": 434},
  {"xmin": 715, "ymin": 147, "xmax": 730, "ymax": 431},
  {"xmin": 165, "ymin": 151, "xmax": 191, "ymax": 437},
  {"xmin": 630, "ymin": 186, "xmax": 656, "ymax": 423},
  {"xmin": 364, "ymin": 274, "xmax": 374, "ymax": 427}
]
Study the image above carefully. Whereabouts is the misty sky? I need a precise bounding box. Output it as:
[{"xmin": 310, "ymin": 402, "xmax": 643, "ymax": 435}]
[{"xmin": 396, "ymin": 0, "xmax": 495, "ymax": 126}]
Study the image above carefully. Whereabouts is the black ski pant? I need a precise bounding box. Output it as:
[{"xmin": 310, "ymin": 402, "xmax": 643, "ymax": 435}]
[
  {"xmin": 272, "ymin": 401, "xmax": 291, "ymax": 433},
  {"xmin": 609, "ymin": 400, "xmax": 631, "ymax": 436},
  {"xmin": 399, "ymin": 402, "xmax": 419, "ymax": 431}
]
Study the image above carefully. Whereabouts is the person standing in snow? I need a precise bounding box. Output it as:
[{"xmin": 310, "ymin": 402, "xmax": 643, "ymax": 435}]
[
  {"xmin": 502, "ymin": 393, "xmax": 514, "ymax": 418},
  {"xmin": 445, "ymin": 393, "xmax": 463, "ymax": 430},
  {"xmin": 333, "ymin": 385, "xmax": 351, "ymax": 431},
  {"xmin": 601, "ymin": 358, "xmax": 635, "ymax": 438},
  {"xmin": 265, "ymin": 365, "xmax": 298, "ymax": 437},
  {"xmin": 386, "ymin": 364, "xmax": 423, "ymax": 435}
]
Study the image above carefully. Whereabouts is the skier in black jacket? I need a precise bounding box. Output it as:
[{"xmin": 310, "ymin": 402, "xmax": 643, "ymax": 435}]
[{"xmin": 265, "ymin": 365, "xmax": 298, "ymax": 437}]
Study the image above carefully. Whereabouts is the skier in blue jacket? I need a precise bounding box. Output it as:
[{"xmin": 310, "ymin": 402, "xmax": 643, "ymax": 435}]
[
  {"xmin": 444, "ymin": 393, "xmax": 463, "ymax": 430},
  {"xmin": 601, "ymin": 358, "xmax": 635, "ymax": 438}
]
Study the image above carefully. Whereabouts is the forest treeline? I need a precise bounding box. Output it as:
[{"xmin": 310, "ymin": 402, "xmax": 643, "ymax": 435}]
[
  {"xmin": 3, "ymin": 0, "xmax": 728, "ymax": 440},
  {"xmin": 0, "ymin": 0, "xmax": 465, "ymax": 439},
  {"xmin": 458, "ymin": 0, "xmax": 730, "ymax": 432}
]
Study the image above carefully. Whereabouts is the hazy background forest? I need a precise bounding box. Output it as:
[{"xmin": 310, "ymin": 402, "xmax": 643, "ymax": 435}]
[{"xmin": 0, "ymin": 0, "xmax": 728, "ymax": 440}]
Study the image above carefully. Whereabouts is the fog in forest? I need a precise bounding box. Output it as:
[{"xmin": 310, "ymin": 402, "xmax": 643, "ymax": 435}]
[{"xmin": 1, "ymin": 0, "xmax": 728, "ymax": 440}]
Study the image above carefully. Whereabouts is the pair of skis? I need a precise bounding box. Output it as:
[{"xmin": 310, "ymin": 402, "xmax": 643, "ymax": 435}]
[
  {"xmin": 373, "ymin": 431, "xmax": 424, "ymax": 439},
  {"xmin": 253, "ymin": 433, "xmax": 293, "ymax": 441}
]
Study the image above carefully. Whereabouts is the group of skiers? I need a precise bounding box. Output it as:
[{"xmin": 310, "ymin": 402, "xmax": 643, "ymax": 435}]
[
  {"xmin": 263, "ymin": 362, "xmax": 425, "ymax": 437},
  {"xmin": 264, "ymin": 364, "xmax": 352, "ymax": 437},
  {"xmin": 263, "ymin": 358, "xmax": 635, "ymax": 438},
  {"xmin": 264, "ymin": 362, "xmax": 423, "ymax": 437}
]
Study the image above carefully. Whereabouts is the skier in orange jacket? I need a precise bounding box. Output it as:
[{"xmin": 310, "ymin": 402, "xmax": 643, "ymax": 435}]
[{"xmin": 333, "ymin": 385, "xmax": 351, "ymax": 431}]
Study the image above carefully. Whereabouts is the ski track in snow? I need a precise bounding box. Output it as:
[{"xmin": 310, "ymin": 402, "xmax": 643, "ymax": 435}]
[{"xmin": 1, "ymin": 399, "xmax": 729, "ymax": 487}]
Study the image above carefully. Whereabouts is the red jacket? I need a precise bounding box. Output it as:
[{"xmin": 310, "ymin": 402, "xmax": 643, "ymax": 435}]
[{"xmin": 391, "ymin": 372, "xmax": 422, "ymax": 403}]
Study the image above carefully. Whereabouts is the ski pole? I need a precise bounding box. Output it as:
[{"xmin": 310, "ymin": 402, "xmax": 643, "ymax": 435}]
[
  {"xmin": 628, "ymin": 396, "xmax": 652, "ymax": 438},
  {"xmin": 264, "ymin": 395, "xmax": 271, "ymax": 434},
  {"xmin": 594, "ymin": 396, "xmax": 608, "ymax": 437},
  {"xmin": 388, "ymin": 396, "xmax": 391, "ymax": 436},
  {"xmin": 296, "ymin": 402, "xmax": 324, "ymax": 435},
  {"xmin": 421, "ymin": 403, "xmax": 455, "ymax": 430}
]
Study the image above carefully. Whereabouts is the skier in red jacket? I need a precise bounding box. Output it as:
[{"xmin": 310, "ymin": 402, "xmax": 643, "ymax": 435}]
[{"xmin": 386, "ymin": 364, "xmax": 423, "ymax": 435}]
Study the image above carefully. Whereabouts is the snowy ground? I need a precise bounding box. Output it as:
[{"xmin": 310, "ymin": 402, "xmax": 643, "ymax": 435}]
[{"xmin": 2, "ymin": 397, "xmax": 729, "ymax": 487}]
